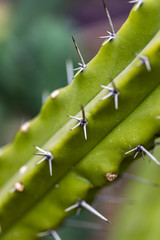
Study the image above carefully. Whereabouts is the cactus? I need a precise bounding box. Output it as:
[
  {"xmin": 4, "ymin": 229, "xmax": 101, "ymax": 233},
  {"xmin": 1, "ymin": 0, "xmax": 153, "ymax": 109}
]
[
  {"xmin": 109, "ymin": 146, "xmax": 160, "ymax": 240},
  {"xmin": 0, "ymin": 0, "xmax": 160, "ymax": 239}
]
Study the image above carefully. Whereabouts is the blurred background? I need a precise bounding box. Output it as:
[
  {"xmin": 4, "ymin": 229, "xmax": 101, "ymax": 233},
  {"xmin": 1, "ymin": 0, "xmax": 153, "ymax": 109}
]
[{"xmin": 1, "ymin": 1, "xmax": 154, "ymax": 240}]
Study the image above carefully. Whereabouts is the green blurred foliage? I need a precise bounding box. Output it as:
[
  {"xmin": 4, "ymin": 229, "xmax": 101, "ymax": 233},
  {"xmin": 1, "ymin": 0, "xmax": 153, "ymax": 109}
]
[
  {"xmin": 0, "ymin": 0, "xmax": 76, "ymax": 145},
  {"xmin": 0, "ymin": 17, "xmax": 73, "ymax": 114},
  {"xmin": 0, "ymin": 0, "xmax": 74, "ymax": 115}
]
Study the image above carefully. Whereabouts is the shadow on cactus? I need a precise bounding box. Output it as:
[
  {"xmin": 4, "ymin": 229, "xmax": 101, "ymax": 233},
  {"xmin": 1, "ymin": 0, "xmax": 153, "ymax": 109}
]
[{"xmin": 0, "ymin": 0, "xmax": 160, "ymax": 239}]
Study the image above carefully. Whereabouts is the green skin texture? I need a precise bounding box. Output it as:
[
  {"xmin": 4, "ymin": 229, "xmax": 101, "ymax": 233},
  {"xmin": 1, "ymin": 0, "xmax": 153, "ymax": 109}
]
[
  {"xmin": 109, "ymin": 149, "xmax": 160, "ymax": 240},
  {"xmin": 0, "ymin": 0, "xmax": 160, "ymax": 239}
]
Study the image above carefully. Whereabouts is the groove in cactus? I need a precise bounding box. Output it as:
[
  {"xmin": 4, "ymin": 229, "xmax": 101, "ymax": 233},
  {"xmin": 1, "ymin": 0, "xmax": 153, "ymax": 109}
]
[{"xmin": 0, "ymin": 0, "xmax": 160, "ymax": 239}]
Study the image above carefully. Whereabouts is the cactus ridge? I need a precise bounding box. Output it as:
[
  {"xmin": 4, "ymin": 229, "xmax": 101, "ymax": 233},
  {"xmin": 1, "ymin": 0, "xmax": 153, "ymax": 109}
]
[{"xmin": 0, "ymin": 0, "xmax": 160, "ymax": 239}]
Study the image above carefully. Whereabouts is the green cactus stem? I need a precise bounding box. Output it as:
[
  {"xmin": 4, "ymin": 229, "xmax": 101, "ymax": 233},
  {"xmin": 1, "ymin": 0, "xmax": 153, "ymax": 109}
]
[{"xmin": 0, "ymin": 0, "xmax": 160, "ymax": 239}]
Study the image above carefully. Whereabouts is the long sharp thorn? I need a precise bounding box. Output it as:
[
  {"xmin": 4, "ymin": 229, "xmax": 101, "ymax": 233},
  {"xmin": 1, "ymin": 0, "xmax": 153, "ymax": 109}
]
[
  {"xmin": 81, "ymin": 200, "xmax": 110, "ymax": 223},
  {"xmin": 146, "ymin": 62, "xmax": 151, "ymax": 72},
  {"xmin": 102, "ymin": 0, "xmax": 115, "ymax": 35},
  {"xmin": 73, "ymin": 67, "xmax": 81, "ymax": 71},
  {"xmin": 37, "ymin": 231, "xmax": 61, "ymax": 240},
  {"xmin": 36, "ymin": 157, "xmax": 46, "ymax": 165},
  {"xmin": 50, "ymin": 231, "xmax": 61, "ymax": 240},
  {"xmin": 125, "ymin": 147, "xmax": 138, "ymax": 155},
  {"xmin": 81, "ymin": 105, "xmax": 86, "ymax": 122},
  {"xmin": 74, "ymin": 68, "xmax": 82, "ymax": 78},
  {"xmin": 129, "ymin": 0, "xmax": 144, "ymax": 11},
  {"xmin": 102, "ymin": 38, "xmax": 110, "ymax": 45},
  {"xmin": 34, "ymin": 145, "xmax": 46, "ymax": 154},
  {"xmin": 65, "ymin": 203, "xmax": 79, "ymax": 212},
  {"xmin": 140, "ymin": 146, "xmax": 160, "ymax": 165},
  {"xmin": 34, "ymin": 153, "xmax": 47, "ymax": 157},
  {"xmin": 67, "ymin": 115, "xmax": 81, "ymax": 121},
  {"xmin": 137, "ymin": 54, "xmax": 151, "ymax": 71},
  {"xmin": 134, "ymin": 150, "xmax": 139, "ymax": 159},
  {"xmin": 71, "ymin": 123, "xmax": 81, "ymax": 131},
  {"xmin": 49, "ymin": 158, "xmax": 52, "ymax": 176},
  {"xmin": 72, "ymin": 36, "xmax": 85, "ymax": 67},
  {"xmin": 114, "ymin": 93, "xmax": 118, "ymax": 110},
  {"xmin": 102, "ymin": 92, "xmax": 113, "ymax": 100},
  {"xmin": 34, "ymin": 153, "xmax": 44, "ymax": 156},
  {"xmin": 100, "ymin": 85, "xmax": 113, "ymax": 91},
  {"xmin": 83, "ymin": 125, "xmax": 87, "ymax": 140}
]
